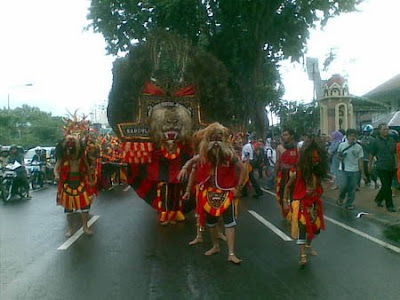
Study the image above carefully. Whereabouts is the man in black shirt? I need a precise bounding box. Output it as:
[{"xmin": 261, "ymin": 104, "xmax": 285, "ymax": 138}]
[{"xmin": 368, "ymin": 123, "xmax": 396, "ymax": 212}]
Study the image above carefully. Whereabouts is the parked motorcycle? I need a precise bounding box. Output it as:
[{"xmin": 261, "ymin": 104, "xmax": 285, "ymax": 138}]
[
  {"xmin": 1, "ymin": 161, "xmax": 28, "ymax": 202},
  {"xmin": 27, "ymin": 161, "xmax": 45, "ymax": 190}
]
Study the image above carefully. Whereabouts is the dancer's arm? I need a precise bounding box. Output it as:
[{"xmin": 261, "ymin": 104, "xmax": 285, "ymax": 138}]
[
  {"xmin": 182, "ymin": 163, "xmax": 197, "ymax": 200},
  {"xmin": 275, "ymin": 145, "xmax": 283, "ymax": 178},
  {"xmin": 178, "ymin": 154, "xmax": 199, "ymax": 182},
  {"xmin": 234, "ymin": 157, "xmax": 247, "ymax": 197},
  {"xmin": 283, "ymin": 169, "xmax": 296, "ymax": 202},
  {"xmin": 54, "ymin": 159, "xmax": 62, "ymax": 181}
]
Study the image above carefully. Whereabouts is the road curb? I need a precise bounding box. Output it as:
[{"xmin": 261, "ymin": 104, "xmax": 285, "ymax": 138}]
[{"xmin": 322, "ymin": 195, "xmax": 400, "ymax": 227}]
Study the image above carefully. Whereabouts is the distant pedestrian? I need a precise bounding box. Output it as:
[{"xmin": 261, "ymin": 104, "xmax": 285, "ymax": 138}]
[
  {"xmin": 253, "ymin": 140, "xmax": 265, "ymax": 179},
  {"xmin": 369, "ymin": 123, "xmax": 397, "ymax": 212},
  {"xmin": 336, "ymin": 129, "xmax": 366, "ymax": 210},
  {"xmin": 328, "ymin": 130, "xmax": 343, "ymax": 190},
  {"xmin": 264, "ymin": 138, "xmax": 276, "ymax": 190},
  {"xmin": 359, "ymin": 124, "xmax": 379, "ymax": 188},
  {"xmin": 242, "ymin": 139, "xmax": 263, "ymax": 198}
]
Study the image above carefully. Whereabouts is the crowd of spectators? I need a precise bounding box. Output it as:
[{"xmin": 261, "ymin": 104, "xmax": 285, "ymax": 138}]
[{"xmin": 245, "ymin": 122, "xmax": 399, "ymax": 213}]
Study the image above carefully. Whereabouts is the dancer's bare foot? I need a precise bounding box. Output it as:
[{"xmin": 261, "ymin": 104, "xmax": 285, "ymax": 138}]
[
  {"xmin": 160, "ymin": 220, "xmax": 169, "ymax": 226},
  {"xmin": 218, "ymin": 232, "xmax": 227, "ymax": 241},
  {"xmin": 306, "ymin": 245, "xmax": 317, "ymax": 256},
  {"xmin": 228, "ymin": 252, "xmax": 242, "ymax": 265},
  {"xmin": 300, "ymin": 254, "xmax": 307, "ymax": 266},
  {"xmin": 282, "ymin": 200, "xmax": 290, "ymax": 215},
  {"xmin": 205, "ymin": 246, "xmax": 220, "ymax": 256},
  {"xmin": 189, "ymin": 236, "xmax": 203, "ymax": 245},
  {"xmin": 65, "ymin": 229, "xmax": 73, "ymax": 238},
  {"xmin": 83, "ymin": 227, "xmax": 93, "ymax": 236}
]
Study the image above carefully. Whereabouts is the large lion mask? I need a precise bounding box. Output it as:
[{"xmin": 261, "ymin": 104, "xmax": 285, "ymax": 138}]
[
  {"xmin": 148, "ymin": 104, "xmax": 192, "ymax": 148},
  {"xmin": 199, "ymin": 122, "xmax": 235, "ymax": 165}
]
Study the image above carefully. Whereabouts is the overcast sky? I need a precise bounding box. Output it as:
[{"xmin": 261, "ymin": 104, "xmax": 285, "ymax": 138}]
[
  {"xmin": 0, "ymin": 0, "xmax": 114, "ymax": 116},
  {"xmin": 0, "ymin": 0, "xmax": 399, "ymax": 117},
  {"xmin": 281, "ymin": 0, "xmax": 400, "ymax": 101}
]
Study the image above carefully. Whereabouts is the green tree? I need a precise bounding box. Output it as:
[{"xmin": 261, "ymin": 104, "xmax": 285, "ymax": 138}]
[
  {"xmin": 0, "ymin": 105, "xmax": 64, "ymax": 149},
  {"xmin": 88, "ymin": 0, "xmax": 360, "ymax": 137},
  {"xmin": 273, "ymin": 100, "xmax": 320, "ymax": 138}
]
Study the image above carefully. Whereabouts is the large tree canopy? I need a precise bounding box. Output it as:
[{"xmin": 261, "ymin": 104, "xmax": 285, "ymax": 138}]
[{"xmin": 88, "ymin": 0, "xmax": 360, "ymax": 137}]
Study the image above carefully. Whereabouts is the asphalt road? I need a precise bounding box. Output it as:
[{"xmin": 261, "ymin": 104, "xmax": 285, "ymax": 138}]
[{"xmin": 1, "ymin": 183, "xmax": 400, "ymax": 300}]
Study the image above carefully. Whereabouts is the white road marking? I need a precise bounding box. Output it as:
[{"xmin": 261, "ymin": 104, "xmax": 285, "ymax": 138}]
[
  {"xmin": 260, "ymin": 186, "xmax": 400, "ymax": 253},
  {"xmin": 248, "ymin": 210, "xmax": 293, "ymax": 241},
  {"xmin": 57, "ymin": 215, "xmax": 100, "ymax": 251},
  {"xmin": 261, "ymin": 187, "xmax": 275, "ymax": 196},
  {"xmin": 123, "ymin": 185, "xmax": 131, "ymax": 192},
  {"xmin": 324, "ymin": 215, "xmax": 400, "ymax": 254}
]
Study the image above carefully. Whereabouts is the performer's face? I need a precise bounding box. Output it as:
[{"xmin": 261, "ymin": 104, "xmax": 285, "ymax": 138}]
[
  {"xmin": 282, "ymin": 131, "xmax": 293, "ymax": 143},
  {"xmin": 347, "ymin": 133, "xmax": 357, "ymax": 144},
  {"xmin": 379, "ymin": 125, "xmax": 389, "ymax": 138},
  {"xmin": 209, "ymin": 131, "xmax": 223, "ymax": 150},
  {"xmin": 66, "ymin": 137, "xmax": 77, "ymax": 156}
]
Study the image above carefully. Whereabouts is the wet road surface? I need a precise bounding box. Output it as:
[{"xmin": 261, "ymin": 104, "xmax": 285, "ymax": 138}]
[{"xmin": 1, "ymin": 184, "xmax": 400, "ymax": 299}]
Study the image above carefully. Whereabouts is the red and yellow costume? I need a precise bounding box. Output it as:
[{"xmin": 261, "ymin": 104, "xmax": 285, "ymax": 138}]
[
  {"xmin": 276, "ymin": 145, "xmax": 299, "ymax": 217},
  {"xmin": 56, "ymin": 158, "xmax": 92, "ymax": 213},
  {"xmin": 291, "ymin": 170, "xmax": 325, "ymax": 243},
  {"xmin": 195, "ymin": 159, "xmax": 238, "ymax": 227},
  {"xmin": 126, "ymin": 142, "xmax": 193, "ymax": 223}
]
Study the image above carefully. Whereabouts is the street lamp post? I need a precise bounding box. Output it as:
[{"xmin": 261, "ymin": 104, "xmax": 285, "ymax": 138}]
[{"xmin": 6, "ymin": 83, "xmax": 33, "ymax": 144}]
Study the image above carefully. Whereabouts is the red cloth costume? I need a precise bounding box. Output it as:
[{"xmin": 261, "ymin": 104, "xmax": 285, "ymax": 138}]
[
  {"xmin": 196, "ymin": 159, "xmax": 238, "ymax": 226},
  {"xmin": 56, "ymin": 158, "xmax": 92, "ymax": 212},
  {"xmin": 276, "ymin": 145, "xmax": 299, "ymax": 217},
  {"xmin": 126, "ymin": 142, "xmax": 193, "ymax": 223},
  {"xmin": 292, "ymin": 170, "xmax": 325, "ymax": 241}
]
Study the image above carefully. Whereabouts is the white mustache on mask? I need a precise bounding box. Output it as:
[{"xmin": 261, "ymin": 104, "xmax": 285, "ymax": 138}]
[{"xmin": 208, "ymin": 140, "xmax": 222, "ymax": 151}]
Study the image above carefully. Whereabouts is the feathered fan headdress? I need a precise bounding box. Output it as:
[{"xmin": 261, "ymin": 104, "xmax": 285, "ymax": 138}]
[{"xmin": 62, "ymin": 110, "xmax": 90, "ymax": 139}]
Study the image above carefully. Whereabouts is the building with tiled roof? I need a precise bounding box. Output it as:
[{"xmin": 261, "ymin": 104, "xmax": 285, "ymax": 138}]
[
  {"xmin": 363, "ymin": 74, "xmax": 400, "ymax": 128},
  {"xmin": 318, "ymin": 74, "xmax": 388, "ymax": 135}
]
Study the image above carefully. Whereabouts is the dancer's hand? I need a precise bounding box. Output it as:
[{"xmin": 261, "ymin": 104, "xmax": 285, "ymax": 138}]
[
  {"xmin": 368, "ymin": 164, "xmax": 373, "ymax": 175},
  {"xmin": 182, "ymin": 190, "xmax": 190, "ymax": 200},
  {"xmin": 362, "ymin": 174, "xmax": 368, "ymax": 184},
  {"xmin": 233, "ymin": 187, "xmax": 240, "ymax": 197},
  {"xmin": 177, "ymin": 168, "xmax": 188, "ymax": 181}
]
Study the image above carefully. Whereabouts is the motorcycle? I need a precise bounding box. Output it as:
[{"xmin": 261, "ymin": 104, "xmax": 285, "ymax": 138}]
[
  {"xmin": 27, "ymin": 161, "xmax": 45, "ymax": 190},
  {"xmin": 1, "ymin": 161, "xmax": 28, "ymax": 202},
  {"xmin": 45, "ymin": 155, "xmax": 57, "ymax": 185},
  {"xmin": 0, "ymin": 161, "xmax": 4, "ymax": 200}
]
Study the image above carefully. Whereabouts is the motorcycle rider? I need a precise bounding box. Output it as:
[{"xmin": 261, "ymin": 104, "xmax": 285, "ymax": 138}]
[
  {"xmin": 7, "ymin": 144, "xmax": 31, "ymax": 199},
  {"xmin": 32, "ymin": 146, "xmax": 45, "ymax": 163},
  {"xmin": 0, "ymin": 144, "xmax": 3, "ymax": 166},
  {"xmin": 47, "ymin": 147, "xmax": 57, "ymax": 184},
  {"xmin": 31, "ymin": 146, "xmax": 46, "ymax": 186},
  {"xmin": 1, "ymin": 147, "xmax": 9, "ymax": 165}
]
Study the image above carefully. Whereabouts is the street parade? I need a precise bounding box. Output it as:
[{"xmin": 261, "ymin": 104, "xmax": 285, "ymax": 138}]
[{"xmin": 2, "ymin": 1, "xmax": 400, "ymax": 299}]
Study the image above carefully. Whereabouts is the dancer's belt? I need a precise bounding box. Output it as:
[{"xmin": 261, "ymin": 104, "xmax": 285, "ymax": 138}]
[
  {"xmin": 280, "ymin": 163, "xmax": 296, "ymax": 169},
  {"xmin": 199, "ymin": 186, "xmax": 234, "ymax": 216}
]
